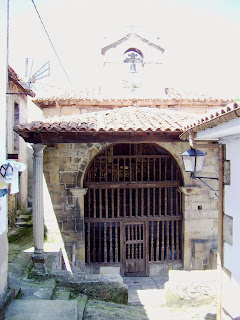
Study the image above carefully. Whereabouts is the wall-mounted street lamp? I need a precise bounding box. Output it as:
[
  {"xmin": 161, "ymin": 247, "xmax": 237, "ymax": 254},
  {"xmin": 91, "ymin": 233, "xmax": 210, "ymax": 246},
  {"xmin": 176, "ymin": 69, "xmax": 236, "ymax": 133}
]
[{"xmin": 180, "ymin": 148, "xmax": 218, "ymax": 195}]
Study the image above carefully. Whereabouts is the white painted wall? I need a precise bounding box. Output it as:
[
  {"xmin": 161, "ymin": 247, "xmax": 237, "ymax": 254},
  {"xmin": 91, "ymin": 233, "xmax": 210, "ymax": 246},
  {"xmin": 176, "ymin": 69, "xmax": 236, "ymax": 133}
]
[
  {"xmin": 0, "ymin": 0, "xmax": 9, "ymax": 309},
  {"xmin": 224, "ymin": 140, "xmax": 240, "ymax": 283},
  {"xmin": 196, "ymin": 123, "xmax": 240, "ymax": 318}
]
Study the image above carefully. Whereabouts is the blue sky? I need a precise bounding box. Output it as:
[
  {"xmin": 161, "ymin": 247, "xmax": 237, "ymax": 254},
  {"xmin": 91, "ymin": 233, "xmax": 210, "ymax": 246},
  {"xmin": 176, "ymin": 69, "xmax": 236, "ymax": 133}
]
[{"xmin": 8, "ymin": 0, "xmax": 240, "ymax": 98}]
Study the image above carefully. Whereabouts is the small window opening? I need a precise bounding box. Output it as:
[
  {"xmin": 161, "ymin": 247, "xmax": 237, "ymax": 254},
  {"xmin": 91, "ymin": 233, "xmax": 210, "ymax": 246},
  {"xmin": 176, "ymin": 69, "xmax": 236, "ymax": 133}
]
[
  {"xmin": 123, "ymin": 48, "xmax": 143, "ymax": 73},
  {"xmin": 14, "ymin": 102, "xmax": 19, "ymax": 151}
]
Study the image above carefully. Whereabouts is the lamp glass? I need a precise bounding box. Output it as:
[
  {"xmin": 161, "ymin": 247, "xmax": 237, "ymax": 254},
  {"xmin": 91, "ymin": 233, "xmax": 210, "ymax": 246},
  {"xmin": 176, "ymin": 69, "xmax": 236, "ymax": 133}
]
[
  {"xmin": 180, "ymin": 148, "xmax": 205, "ymax": 173},
  {"xmin": 182, "ymin": 155, "xmax": 196, "ymax": 172},
  {"xmin": 195, "ymin": 154, "xmax": 205, "ymax": 172}
]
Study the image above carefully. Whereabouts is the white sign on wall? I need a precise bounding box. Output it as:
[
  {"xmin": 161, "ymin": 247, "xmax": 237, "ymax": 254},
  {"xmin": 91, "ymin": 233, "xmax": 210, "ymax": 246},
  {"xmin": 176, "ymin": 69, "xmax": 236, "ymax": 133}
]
[{"xmin": 0, "ymin": 197, "xmax": 7, "ymax": 235}]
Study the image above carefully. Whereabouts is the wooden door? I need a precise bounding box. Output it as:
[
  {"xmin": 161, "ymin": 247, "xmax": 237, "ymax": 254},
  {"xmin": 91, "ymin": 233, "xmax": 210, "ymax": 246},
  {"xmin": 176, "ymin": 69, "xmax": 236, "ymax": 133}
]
[{"xmin": 122, "ymin": 222, "xmax": 148, "ymax": 276}]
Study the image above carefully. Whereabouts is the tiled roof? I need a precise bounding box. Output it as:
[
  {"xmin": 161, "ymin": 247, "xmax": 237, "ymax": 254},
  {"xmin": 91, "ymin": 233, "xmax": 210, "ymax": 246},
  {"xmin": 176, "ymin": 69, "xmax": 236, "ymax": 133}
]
[
  {"xmin": 34, "ymin": 88, "xmax": 233, "ymax": 103},
  {"xmin": 8, "ymin": 66, "xmax": 35, "ymax": 97},
  {"xmin": 15, "ymin": 106, "xmax": 199, "ymax": 134},
  {"xmin": 180, "ymin": 102, "xmax": 240, "ymax": 140}
]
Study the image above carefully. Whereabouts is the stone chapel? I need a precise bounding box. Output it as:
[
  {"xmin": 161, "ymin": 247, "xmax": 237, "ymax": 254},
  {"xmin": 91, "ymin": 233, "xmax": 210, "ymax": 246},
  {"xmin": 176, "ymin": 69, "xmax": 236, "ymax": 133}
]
[{"xmin": 15, "ymin": 33, "xmax": 230, "ymax": 276}]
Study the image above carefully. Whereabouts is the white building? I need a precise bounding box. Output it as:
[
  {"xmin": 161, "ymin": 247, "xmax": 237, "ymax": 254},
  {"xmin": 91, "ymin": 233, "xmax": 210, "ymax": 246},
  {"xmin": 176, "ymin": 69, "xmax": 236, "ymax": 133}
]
[{"xmin": 181, "ymin": 102, "xmax": 240, "ymax": 320}]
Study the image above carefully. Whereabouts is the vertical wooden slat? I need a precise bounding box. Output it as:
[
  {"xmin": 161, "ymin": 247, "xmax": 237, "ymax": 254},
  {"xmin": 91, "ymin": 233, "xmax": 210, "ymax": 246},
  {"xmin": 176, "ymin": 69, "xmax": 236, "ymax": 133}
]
[
  {"xmin": 171, "ymin": 158, "xmax": 174, "ymax": 180},
  {"xmin": 105, "ymin": 189, "xmax": 108, "ymax": 218},
  {"xmin": 111, "ymin": 189, "xmax": 114, "ymax": 218},
  {"xmin": 87, "ymin": 223, "xmax": 91, "ymax": 263},
  {"xmin": 161, "ymin": 221, "xmax": 165, "ymax": 260},
  {"xmin": 170, "ymin": 188, "xmax": 173, "ymax": 216},
  {"xmin": 147, "ymin": 158, "xmax": 150, "ymax": 181},
  {"xmin": 153, "ymin": 158, "xmax": 155, "ymax": 180},
  {"xmin": 164, "ymin": 158, "xmax": 167, "ymax": 181},
  {"xmin": 123, "ymin": 189, "xmax": 126, "ymax": 217},
  {"xmin": 147, "ymin": 188, "xmax": 150, "ymax": 216},
  {"xmin": 88, "ymin": 189, "xmax": 91, "ymax": 218},
  {"xmin": 111, "ymin": 159, "xmax": 114, "ymax": 181},
  {"xmin": 117, "ymin": 188, "xmax": 120, "ymax": 217},
  {"xmin": 159, "ymin": 158, "xmax": 162, "ymax": 181},
  {"xmin": 156, "ymin": 221, "xmax": 160, "ymax": 261},
  {"xmin": 166, "ymin": 221, "xmax": 169, "ymax": 260},
  {"xmin": 98, "ymin": 223, "xmax": 102, "ymax": 262},
  {"xmin": 99, "ymin": 189, "xmax": 102, "ymax": 218},
  {"xmin": 129, "ymin": 157, "xmax": 132, "ymax": 181},
  {"xmin": 159, "ymin": 188, "xmax": 162, "ymax": 216},
  {"xmin": 93, "ymin": 159, "xmax": 96, "ymax": 182},
  {"xmin": 153, "ymin": 188, "xmax": 155, "ymax": 216},
  {"xmin": 135, "ymin": 188, "xmax": 138, "ymax": 217},
  {"xmin": 104, "ymin": 222, "xmax": 107, "ymax": 263},
  {"xmin": 117, "ymin": 158, "xmax": 120, "ymax": 181},
  {"xmin": 176, "ymin": 221, "xmax": 179, "ymax": 259},
  {"xmin": 93, "ymin": 223, "xmax": 96, "ymax": 262},
  {"xmin": 105, "ymin": 158, "xmax": 107, "ymax": 182},
  {"xmin": 135, "ymin": 158, "xmax": 138, "ymax": 181},
  {"xmin": 151, "ymin": 222, "xmax": 154, "ymax": 261},
  {"xmin": 128, "ymin": 225, "xmax": 131, "ymax": 259},
  {"xmin": 164, "ymin": 188, "xmax": 167, "ymax": 216},
  {"xmin": 171, "ymin": 220, "xmax": 175, "ymax": 260},
  {"xmin": 115, "ymin": 222, "xmax": 118, "ymax": 262},
  {"xmin": 141, "ymin": 158, "xmax": 144, "ymax": 181},
  {"xmin": 123, "ymin": 158, "xmax": 126, "ymax": 181},
  {"xmin": 110, "ymin": 222, "xmax": 113, "ymax": 263},
  {"xmin": 139, "ymin": 225, "xmax": 142, "ymax": 258},
  {"xmin": 141, "ymin": 188, "xmax": 144, "ymax": 217},
  {"xmin": 176, "ymin": 189, "xmax": 179, "ymax": 216},
  {"xmin": 129, "ymin": 188, "xmax": 132, "ymax": 217},
  {"xmin": 93, "ymin": 189, "xmax": 96, "ymax": 218}
]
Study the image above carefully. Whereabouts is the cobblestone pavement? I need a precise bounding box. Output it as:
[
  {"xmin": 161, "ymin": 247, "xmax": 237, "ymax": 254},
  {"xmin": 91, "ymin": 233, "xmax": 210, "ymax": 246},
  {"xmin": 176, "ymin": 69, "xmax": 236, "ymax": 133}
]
[{"xmin": 123, "ymin": 276, "xmax": 217, "ymax": 320}]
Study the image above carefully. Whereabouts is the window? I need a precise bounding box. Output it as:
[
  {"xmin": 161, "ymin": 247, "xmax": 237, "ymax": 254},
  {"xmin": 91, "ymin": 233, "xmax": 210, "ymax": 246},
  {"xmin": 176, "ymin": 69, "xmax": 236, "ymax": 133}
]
[{"xmin": 14, "ymin": 102, "xmax": 19, "ymax": 151}]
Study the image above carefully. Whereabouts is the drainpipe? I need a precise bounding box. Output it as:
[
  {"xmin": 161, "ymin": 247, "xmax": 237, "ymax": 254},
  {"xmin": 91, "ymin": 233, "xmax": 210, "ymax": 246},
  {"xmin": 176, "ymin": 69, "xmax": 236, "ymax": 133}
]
[
  {"xmin": 217, "ymin": 144, "xmax": 224, "ymax": 320},
  {"xmin": 189, "ymin": 130, "xmax": 218, "ymax": 149}
]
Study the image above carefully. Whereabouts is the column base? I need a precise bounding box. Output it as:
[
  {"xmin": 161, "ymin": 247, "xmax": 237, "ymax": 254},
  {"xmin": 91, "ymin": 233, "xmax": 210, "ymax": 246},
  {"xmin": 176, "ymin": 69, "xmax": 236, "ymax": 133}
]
[{"xmin": 32, "ymin": 253, "xmax": 47, "ymax": 274}]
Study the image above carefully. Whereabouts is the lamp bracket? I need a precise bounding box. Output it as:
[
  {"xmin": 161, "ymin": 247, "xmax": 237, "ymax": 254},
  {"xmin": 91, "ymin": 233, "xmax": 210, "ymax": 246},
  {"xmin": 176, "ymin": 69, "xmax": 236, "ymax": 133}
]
[{"xmin": 191, "ymin": 173, "xmax": 219, "ymax": 197}]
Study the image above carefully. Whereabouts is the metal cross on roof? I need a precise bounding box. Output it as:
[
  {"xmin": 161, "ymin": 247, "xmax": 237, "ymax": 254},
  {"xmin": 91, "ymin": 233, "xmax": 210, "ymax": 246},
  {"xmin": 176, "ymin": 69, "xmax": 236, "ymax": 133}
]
[{"xmin": 124, "ymin": 25, "xmax": 143, "ymax": 33}]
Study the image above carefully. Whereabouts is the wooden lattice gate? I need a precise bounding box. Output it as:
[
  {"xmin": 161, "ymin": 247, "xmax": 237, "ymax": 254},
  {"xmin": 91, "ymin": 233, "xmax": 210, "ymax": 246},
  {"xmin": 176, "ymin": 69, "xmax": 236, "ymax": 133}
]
[{"xmin": 84, "ymin": 143, "xmax": 183, "ymax": 276}]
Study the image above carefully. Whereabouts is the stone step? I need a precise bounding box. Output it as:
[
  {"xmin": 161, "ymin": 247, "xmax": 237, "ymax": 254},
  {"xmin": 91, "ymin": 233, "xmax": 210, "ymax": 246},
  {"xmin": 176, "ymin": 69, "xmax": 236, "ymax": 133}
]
[
  {"xmin": 4, "ymin": 300, "xmax": 80, "ymax": 320},
  {"xmin": 15, "ymin": 220, "xmax": 33, "ymax": 227},
  {"xmin": 16, "ymin": 214, "xmax": 32, "ymax": 222}
]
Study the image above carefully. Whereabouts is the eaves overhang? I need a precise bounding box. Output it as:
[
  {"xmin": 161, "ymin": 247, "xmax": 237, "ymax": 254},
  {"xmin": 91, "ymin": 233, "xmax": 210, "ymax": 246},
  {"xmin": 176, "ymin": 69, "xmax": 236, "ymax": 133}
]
[{"xmin": 180, "ymin": 102, "xmax": 240, "ymax": 141}]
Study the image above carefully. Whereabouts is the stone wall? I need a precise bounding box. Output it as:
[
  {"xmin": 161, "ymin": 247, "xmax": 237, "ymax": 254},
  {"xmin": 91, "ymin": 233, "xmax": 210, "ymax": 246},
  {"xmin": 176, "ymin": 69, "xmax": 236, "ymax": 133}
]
[{"xmin": 43, "ymin": 141, "xmax": 219, "ymax": 273}]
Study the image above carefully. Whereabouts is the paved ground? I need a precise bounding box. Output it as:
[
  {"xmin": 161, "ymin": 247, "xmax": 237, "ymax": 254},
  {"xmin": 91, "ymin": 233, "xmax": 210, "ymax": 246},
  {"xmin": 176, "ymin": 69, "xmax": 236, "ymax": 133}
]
[
  {"xmin": 123, "ymin": 276, "xmax": 217, "ymax": 320},
  {"xmin": 4, "ymin": 227, "xmax": 217, "ymax": 320}
]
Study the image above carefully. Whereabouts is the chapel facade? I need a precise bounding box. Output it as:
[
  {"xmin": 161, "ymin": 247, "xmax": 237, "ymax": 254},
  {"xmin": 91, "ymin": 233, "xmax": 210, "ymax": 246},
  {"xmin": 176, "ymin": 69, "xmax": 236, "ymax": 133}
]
[{"xmin": 15, "ymin": 33, "xmax": 230, "ymax": 276}]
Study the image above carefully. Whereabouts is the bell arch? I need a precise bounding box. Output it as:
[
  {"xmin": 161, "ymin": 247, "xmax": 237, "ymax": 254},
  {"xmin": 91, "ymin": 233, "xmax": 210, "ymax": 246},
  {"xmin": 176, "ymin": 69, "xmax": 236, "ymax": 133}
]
[{"xmin": 83, "ymin": 143, "xmax": 183, "ymax": 276}]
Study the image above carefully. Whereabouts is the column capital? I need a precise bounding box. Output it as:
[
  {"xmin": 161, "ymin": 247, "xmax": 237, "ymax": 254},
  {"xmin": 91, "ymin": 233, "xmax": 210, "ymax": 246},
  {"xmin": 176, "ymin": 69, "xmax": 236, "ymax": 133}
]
[
  {"xmin": 33, "ymin": 144, "xmax": 46, "ymax": 157},
  {"xmin": 70, "ymin": 188, "xmax": 88, "ymax": 198}
]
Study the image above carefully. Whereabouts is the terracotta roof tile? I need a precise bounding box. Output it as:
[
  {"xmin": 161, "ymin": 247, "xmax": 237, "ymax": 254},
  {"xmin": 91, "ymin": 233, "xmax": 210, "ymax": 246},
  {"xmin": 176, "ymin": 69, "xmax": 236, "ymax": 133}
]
[
  {"xmin": 15, "ymin": 107, "xmax": 200, "ymax": 135},
  {"xmin": 180, "ymin": 102, "xmax": 240, "ymax": 139}
]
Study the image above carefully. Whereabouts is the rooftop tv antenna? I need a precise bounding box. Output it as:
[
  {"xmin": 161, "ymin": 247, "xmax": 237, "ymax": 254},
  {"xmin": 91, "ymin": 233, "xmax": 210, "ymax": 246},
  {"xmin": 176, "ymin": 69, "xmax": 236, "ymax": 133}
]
[{"xmin": 25, "ymin": 58, "xmax": 50, "ymax": 89}]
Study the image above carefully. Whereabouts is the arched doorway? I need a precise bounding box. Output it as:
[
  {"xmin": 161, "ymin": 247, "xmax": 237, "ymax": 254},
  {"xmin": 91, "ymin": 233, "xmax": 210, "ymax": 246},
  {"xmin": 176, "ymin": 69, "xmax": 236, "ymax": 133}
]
[{"xmin": 84, "ymin": 143, "xmax": 183, "ymax": 276}]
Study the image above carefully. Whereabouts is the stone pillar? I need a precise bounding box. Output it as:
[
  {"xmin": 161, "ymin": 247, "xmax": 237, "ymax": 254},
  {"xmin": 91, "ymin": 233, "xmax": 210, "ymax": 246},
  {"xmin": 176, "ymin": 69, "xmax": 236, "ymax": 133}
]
[
  {"xmin": 32, "ymin": 144, "xmax": 46, "ymax": 271},
  {"xmin": 70, "ymin": 188, "xmax": 87, "ymax": 272}
]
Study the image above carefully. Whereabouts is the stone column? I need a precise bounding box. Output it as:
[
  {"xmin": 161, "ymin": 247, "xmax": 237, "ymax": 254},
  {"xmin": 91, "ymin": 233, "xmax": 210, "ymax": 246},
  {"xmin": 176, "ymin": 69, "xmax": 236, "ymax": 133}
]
[
  {"xmin": 70, "ymin": 188, "xmax": 87, "ymax": 272},
  {"xmin": 32, "ymin": 144, "xmax": 46, "ymax": 271}
]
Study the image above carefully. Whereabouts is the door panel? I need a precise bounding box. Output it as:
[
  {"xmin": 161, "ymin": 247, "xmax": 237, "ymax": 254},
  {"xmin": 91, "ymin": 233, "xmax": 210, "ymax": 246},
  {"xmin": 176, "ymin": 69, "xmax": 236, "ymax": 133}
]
[{"xmin": 122, "ymin": 222, "xmax": 148, "ymax": 276}]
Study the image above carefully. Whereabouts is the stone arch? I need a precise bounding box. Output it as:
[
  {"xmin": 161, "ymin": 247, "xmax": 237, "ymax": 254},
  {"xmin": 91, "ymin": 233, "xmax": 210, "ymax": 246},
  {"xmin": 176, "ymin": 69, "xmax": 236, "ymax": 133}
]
[{"xmin": 83, "ymin": 142, "xmax": 184, "ymax": 276}]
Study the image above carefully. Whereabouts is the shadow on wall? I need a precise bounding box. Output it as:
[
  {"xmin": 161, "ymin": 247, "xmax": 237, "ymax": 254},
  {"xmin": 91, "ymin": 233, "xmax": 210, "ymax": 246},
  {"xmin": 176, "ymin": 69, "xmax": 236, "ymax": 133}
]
[{"xmin": 43, "ymin": 176, "xmax": 72, "ymax": 274}]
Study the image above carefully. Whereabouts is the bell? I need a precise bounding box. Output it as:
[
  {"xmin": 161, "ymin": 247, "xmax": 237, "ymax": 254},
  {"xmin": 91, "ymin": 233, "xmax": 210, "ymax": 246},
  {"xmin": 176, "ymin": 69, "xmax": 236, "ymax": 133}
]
[{"xmin": 130, "ymin": 63, "xmax": 137, "ymax": 73}]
